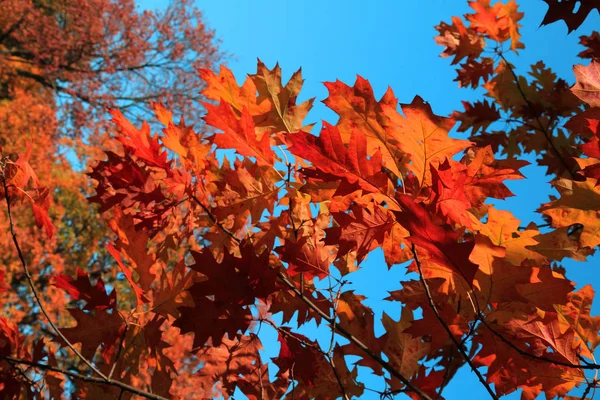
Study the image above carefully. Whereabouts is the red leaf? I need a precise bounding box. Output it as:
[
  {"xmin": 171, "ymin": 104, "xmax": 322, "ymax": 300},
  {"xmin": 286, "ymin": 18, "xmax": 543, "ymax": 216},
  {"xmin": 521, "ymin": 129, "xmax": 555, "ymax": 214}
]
[
  {"xmin": 204, "ymin": 102, "xmax": 275, "ymax": 166},
  {"xmin": 288, "ymin": 122, "xmax": 389, "ymax": 195},
  {"xmin": 394, "ymin": 194, "xmax": 479, "ymax": 286},
  {"xmin": 53, "ymin": 268, "xmax": 116, "ymax": 311}
]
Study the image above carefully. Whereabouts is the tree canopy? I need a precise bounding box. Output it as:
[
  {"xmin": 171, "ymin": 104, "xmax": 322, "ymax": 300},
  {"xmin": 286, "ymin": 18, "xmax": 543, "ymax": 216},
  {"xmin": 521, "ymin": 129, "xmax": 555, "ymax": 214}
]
[{"xmin": 2, "ymin": 0, "xmax": 600, "ymax": 399}]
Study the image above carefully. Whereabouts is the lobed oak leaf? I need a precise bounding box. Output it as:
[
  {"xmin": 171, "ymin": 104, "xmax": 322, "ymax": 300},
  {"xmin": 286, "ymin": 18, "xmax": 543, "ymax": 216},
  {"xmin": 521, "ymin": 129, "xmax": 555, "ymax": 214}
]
[
  {"xmin": 405, "ymin": 302, "xmax": 468, "ymax": 354},
  {"xmin": 193, "ymin": 334, "xmax": 267, "ymax": 399},
  {"xmin": 515, "ymin": 263, "xmax": 574, "ymax": 311},
  {"xmin": 382, "ymin": 96, "xmax": 471, "ymax": 187},
  {"xmin": 572, "ymin": 61, "xmax": 600, "ymax": 107},
  {"xmin": 269, "ymin": 280, "xmax": 332, "ymax": 326},
  {"xmin": 204, "ymin": 101, "xmax": 275, "ymax": 166},
  {"xmin": 504, "ymin": 310, "xmax": 580, "ymax": 364},
  {"xmin": 13, "ymin": 142, "xmax": 39, "ymax": 188},
  {"xmin": 277, "ymin": 213, "xmax": 337, "ymax": 279},
  {"xmin": 151, "ymin": 261, "xmax": 194, "ymax": 319},
  {"xmin": 579, "ymin": 31, "xmax": 600, "ymax": 59},
  {"xmin": 466, "ymin": 0, "xmax": 523, "ymax": 50},
  {"xmin": 395, "ymin": 194, "xmax": 479, "ymax": 286},
  {"xmin": 461, "ymin": 146, "xmax": 528, "ymax": 209},
  {"xmin": 539, "ymin": 178, "xmax": 600, "ymax": 249},
  {"xmin": 455, "ymin": 57, "xmax": 495, "ymax": 88},
  {"xmin": 59, "ymin": 308, "xmax": 126, "ymax": 364},
  {"xmin": 406, "ymin": 366, "xmax": 447, "ymax": 400},
  {"xmin": 323, "ymin": 75, "xmax": 405, "ymax": 176},
  {"xmin": 473, "ymin": 317, "xmax": 584, "ymax": 399},
  {"xmin": 175, "ymin": 245, "xmax": 278, "ymax": 347},
  {"xmin": 483, "ymin": 60, "xmax": 535, "ymax": 115},
  {"xmin": 381, "ymin": 309, "xmax": 430, "ymax": 383},
  {"xmin": 429, "ymin": 159, "xmax": 479, "ymax": 229},
  {"xmin": 480, "ymin": 207, "xmax": 545, "ymax": 265},
  {"xmin": 110, "ymin": 109, "xmax": 170, "ymax": 170},
  {"xmin": 175, "ymin": 296, "xmax": 252, "ymax": 349},
  {"xmin": 212, "ymin": 158, "xmax": 280, "ymax": 225},
  {"xmin": 454, "ymin": 100, "xmax": 501, "ymax": 134},
  {"xmin": 111, "ymin": 214, "xmax": 157, "ymax": 291},
  {"xmin": 250, "ymin": 59, "xmax": 315, "ymax": 135},
  {"xmin": 106, "ymin": 243, "xmax": 149, "ymax": 306},
  {"xmin": 555, "ymin": 285, "xmax": 600, "ymax": 358},
  {"xmin": 541, "ymin": 0, "xmax": 600, "ymax": 33},
  {"xmin": 53, "ymin": 268, "xmax": 116, "ymax": 311},
  {"xmin": 325, "ymin": 203, "xmax": 395, "ymax": 265},
  {"xmin": 386, "ymin": 278, "xmax": 448, "ymax": 310},
  {"xmin": 275, "ymin": 331, "xmax": 364, "ymax": 399},
  {"xmin": 289, "ymin": 122, "xmax": 390, "ymax": 196},
  {"xmin": 188, "ymin": 244, "xmax": 278, "ymax": 303},
  {"xmin": 529, "ymin": 227, "xmax": 594, "ymax": 262},
  {"xmin": 435, "ymin": 16, "xmax": 485, "ymax": 64},
  {"xmin": 199, "ymin": 65, "xmax": 270, "ymax": 116},
  {"xmin": 29, "ymin": 186, "xmax": 54, "ymax": 238},
  {"xmin": 382, "ymin": 221, "xmax": 412, "ymax": 268},
  {"xmin": 337, "ymin": 291, "xmax": 381, "ymax": 371}
]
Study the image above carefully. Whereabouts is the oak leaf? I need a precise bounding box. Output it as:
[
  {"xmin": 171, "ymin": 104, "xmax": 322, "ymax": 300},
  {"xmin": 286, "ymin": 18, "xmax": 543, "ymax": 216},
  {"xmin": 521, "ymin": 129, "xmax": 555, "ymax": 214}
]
[
  {"xmin": 323, "ymin": 76, "xmax": 405, "ymax": 176},
  {"xmin": 572, "ymin": 61, "xmax": 600, "ymax": 107},
  {"xmin": 382, "ymin": 96, "xmax": 471, "ymax": 187}
]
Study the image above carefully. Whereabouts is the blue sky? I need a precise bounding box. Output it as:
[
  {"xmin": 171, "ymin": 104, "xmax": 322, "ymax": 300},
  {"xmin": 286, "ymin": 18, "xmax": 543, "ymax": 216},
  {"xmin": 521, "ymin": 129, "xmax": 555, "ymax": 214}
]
[{"xmin": 139, "ymin": 1, "xmax": 600, "ymax": 398}]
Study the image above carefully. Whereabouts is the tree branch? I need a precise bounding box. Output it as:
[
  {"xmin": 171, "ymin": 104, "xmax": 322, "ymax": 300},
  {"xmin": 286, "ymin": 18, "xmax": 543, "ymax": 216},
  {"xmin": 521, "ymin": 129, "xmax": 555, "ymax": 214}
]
[
  {"xmin": 0, "ymin": 355, "xmax": 168, "ymax": 400},
  {"xmin": 277, "ymin": 271, "xmax": 433, "ymax": 400},
  {"xmin": 410, "ymin": 244, "xmax": 499, "ymax": 400},
  {"xmin": 1, "ymin": 168, "xmax": 108, "ymax": 381},
  {"xmin": 497, "ymin": 52, "xmax": 576, "ymax": 177},
  {"xmin": 190, "ymin": 193, "xmax": 241, "ymax": 243}
]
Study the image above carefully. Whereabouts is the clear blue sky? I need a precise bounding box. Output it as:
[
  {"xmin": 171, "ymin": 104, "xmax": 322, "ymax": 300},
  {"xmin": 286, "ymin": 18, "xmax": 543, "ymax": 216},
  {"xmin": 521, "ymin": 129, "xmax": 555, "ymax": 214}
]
[{"xmin": 139, "ymin": 1, "xmax": 600, "ymax": 398}]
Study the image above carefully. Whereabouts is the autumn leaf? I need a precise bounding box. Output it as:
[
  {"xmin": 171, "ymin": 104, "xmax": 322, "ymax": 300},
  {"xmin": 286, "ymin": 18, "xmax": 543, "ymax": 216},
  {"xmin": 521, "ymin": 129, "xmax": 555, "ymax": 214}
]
[
  {"xmin": 572, "ymin": 61, "xmax": 600, "ymax": 107},
  {"xmin": 250, "ymin": 60, "xmax": 314, "ymax": 135},
  {"xmin": 289, "ymin": 122, "xmax": 390, "ymax": 196},
  {"xmin": 395, "ymin": 194, "xmax": 479, "ymax": 286},
  {"xmin": 200, "ymin": 64, "xmax": 270, "ymax": 116},
  {"xmin": 323, "ymin": 75, "xmax": 405, "ymax": 176},
  {"xmin": 382, "ymin": 96, "xmax": 472, "ymax": 187},
  {"xmin": 53, "ymin": 268, "xmax": 116, "ymax": 311},
  {"xmin": 539, "ymin": 177, "xmax": 600, "ymax": 249},
  {"xmin": 59, "ymin": 308, "xmax": 125, "ymax": 364},
  {"xmin": 541, "ymin": 0, "xmax": 600, "ymax": 32},
  {"xmin": 204, "ymin": 101, "xmax": 276, "ymax": 166}
]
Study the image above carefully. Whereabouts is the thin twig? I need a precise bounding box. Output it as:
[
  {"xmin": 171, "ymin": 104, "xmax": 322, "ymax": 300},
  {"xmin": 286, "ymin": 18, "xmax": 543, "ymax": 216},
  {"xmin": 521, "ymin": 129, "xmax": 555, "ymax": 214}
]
[
  {"xmin": 277, "ymin": 271, "xmax": 433, "ymax": 400},
  {"xmin": 327, "ymin": 354, "xmax": 350, "ymax": 400},
  {"xmin": 581, "ymin": 378, "xmax": 599, "ymax": 400},
  {"xmin": 0, "ymin": 355, "xmax": 168, "ymax": 400},
  {"xmin": 1, "ymin": 169, "xmax": 108, "ymax": 381},
  {"xmin": 108, "ymin": 325, "xmax": 129, "ymax": 380},
  {"xmin": 411, "ymin": 244, "xmax": 499, "ymax": 400},
  {"xmin": 263, "ymin": 318, "xmax": 349, "ymax": 400},
  {"xmin": 190, "ymin": 193, "xmax": 240, "ymax": 243}
]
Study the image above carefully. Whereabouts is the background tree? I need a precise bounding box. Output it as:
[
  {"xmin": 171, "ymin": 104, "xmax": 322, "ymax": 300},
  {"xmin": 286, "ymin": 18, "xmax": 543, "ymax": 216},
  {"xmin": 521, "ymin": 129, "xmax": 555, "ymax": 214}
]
[
  {"xmin": 3, "ymin": 0, "xmax": 600, "ymax": 399},
  {"xmin": 0, "ymin": 0, "xmax": 221, "ymax": 388}
]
